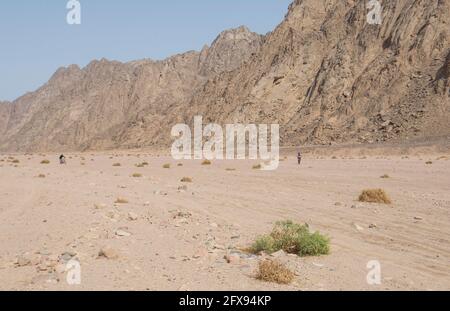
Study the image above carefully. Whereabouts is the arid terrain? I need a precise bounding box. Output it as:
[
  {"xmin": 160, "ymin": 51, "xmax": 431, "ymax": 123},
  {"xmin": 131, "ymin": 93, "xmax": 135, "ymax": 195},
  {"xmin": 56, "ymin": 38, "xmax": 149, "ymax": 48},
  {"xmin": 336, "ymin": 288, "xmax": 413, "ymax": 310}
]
[{"xmin": 1, "ymin": 144, "xmax": 449, "ymax": 291}]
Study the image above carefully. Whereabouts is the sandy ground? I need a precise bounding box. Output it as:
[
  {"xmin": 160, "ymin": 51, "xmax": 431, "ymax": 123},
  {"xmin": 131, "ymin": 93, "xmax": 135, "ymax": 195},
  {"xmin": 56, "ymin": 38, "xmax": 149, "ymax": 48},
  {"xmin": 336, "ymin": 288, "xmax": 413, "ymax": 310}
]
[{"xmin": 0, "ymin": 150, "xmax": 449, "ymax": 291}]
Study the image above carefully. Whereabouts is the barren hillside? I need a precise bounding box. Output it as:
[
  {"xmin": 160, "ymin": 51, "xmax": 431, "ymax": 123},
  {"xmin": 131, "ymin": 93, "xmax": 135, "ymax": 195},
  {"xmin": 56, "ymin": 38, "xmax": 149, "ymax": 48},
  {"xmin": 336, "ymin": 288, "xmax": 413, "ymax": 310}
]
[{"xmin": 0, "ymin": 0, "xmax": 449, "ymax": 152}]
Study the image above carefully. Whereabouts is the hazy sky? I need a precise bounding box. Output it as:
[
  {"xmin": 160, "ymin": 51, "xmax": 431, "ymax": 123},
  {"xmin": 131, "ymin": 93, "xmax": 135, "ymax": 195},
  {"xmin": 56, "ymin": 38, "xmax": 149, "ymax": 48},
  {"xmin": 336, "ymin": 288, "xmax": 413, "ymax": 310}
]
[{"xmin": 0, "ymin": 0, "xmax": 292, "ymax": 101}]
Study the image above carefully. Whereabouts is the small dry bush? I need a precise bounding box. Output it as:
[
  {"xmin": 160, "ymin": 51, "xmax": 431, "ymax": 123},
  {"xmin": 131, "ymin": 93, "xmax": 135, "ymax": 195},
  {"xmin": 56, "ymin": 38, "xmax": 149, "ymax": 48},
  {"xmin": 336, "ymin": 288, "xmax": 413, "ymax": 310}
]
[
  {"xmin": 112, "ymin": 163, "xmax": 121, "ymax": 167},
  {"xmin": 177, "ymin": 163, "xmax": 183, "ymax": 167},
  {"xmin": 256, "ymin": 260, "xmax": 295, "ymax": 284},
  {"xmin": 252, "ymin": 164, "xmax": 262, "ymax": 170},
  {"xmin": 181, "ymin": 177, "xmax": 193, "ymax": 183},
  {"xmin": 132, "ymin": 173, "xmax": 143, "ymax": 178},
  {"xmin": 201, "ymin": 160, "xmax": 212, "ymax": 165},
  {"xmin": 163, "ymin": 163, "xmax": 171, "ymax": 169},
  {"xmin": 41, "ymin": 160, "xmax": 50, "ymax": 164},
  {"xmin": 252, "ymin": 221, "xmax": 330, "ymax": 257},
  {"xmin": 37, "ymin": 174, "xmax": 46, "ymax": 178},
  {"xmin": 380, "ymin": 174, "xmax": 390, "ymax": 179},
  {"xmin": 425, "ymin": 161, "xmax": 433, "ymax": 165},
  {"xmin": 12, "ymin": 159, "xmax": 20, "ymax": 163},
  {"xmin": 115, "ymin": 198, "xmax": 129, "ymax": 204},
  {"xmin": 358, "ymin": 189, "xmax": 391, "ymax": 204}
]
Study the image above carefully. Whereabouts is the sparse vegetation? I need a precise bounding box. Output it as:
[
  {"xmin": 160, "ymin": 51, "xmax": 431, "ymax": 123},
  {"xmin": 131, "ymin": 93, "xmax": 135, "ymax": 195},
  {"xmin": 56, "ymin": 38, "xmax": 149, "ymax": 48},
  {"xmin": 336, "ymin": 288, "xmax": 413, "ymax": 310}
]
[
  {"xmin": 226, "ymin": 168, "xmax": 236, "ymax": 171},
  {"xmin": 201, "ymin": 160, "xmax": 212, "ymax": 165},
  {"xmin": 112, "ymin": 163, "xmax": 121, "ymax": 167},
  {"xmin": 358, "ymin": 189, "xmax": 391, "ymax": 204},
  {"xmin": 37, "ymin": 174, "xmax": 46, "ymax": 178},
  {"xmin": 251, "ymin": 220, "xmax": 330, "ymax": 257},
  {"xmin": 180, "ymin": 177, "xmax": 193, "ymax": 183},
  {"xmin": 135, "ymin": 162, "xmax": 149, "ymax": 168},
  {"xmin": 40, "ymin": 160, "xmax": 50, "ymax": 164},
  {"xmin": 12, "ymin": 159, "xmax": 20, "ymax": 163},
  {"xmin": 426, "ymin": 161, "xmax": 433, "ymax": 165},
  {"xmin": 256, "ymin": 259, "xmax": 295, "ymax": 284},
  {"xmin": 252, "ymin": 164, "xmax": 262, "ymax": 170},
  {"xmin": 132, "ymin": 173, "xmax": 143, "ymax": 178},
  {"xmin": 177, "ymin": 163, "xmax": 183, "ymax": 167},
  {"xmin": 115, "ymin": 198, "xmax": 129, "ymax": 204},
  {"xmin": 163, "ymin": 163, "xmax": 171, "ymax": 169},
  {"xmin": 380, "ymin": 174, "xmax": 390, "ymax": 179}
]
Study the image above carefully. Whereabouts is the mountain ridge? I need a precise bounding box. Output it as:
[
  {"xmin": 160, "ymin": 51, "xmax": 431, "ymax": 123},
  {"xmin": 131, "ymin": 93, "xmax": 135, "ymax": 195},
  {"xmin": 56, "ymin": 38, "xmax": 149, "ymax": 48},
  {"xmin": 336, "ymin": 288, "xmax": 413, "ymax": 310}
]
[{"xmin": 1, "ymin": 0, "xmax": 449, "ymax": 152}]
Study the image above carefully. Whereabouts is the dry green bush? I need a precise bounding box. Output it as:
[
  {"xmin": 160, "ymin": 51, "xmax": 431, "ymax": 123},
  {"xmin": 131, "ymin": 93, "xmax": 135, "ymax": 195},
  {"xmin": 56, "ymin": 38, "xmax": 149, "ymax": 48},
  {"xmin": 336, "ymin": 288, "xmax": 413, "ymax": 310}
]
[{"xmin": 252, "ymin": 220, "xmax": 330, "ymax": 257}]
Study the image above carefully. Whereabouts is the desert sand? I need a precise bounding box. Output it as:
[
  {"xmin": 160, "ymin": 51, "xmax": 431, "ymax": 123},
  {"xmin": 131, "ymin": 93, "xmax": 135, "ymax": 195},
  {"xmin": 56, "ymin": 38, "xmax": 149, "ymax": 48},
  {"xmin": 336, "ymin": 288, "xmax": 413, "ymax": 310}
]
[{"xmin": 0, "ymin": 147, "xmax": 449, "ymax": 291}]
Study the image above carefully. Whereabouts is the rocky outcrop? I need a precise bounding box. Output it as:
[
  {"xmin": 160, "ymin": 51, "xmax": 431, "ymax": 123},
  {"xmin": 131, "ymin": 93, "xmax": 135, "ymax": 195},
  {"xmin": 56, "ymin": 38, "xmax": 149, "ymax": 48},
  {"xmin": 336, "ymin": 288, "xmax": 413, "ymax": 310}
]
[{"xmin": 0, "ymin": 0, "xmax": 449, "ymax": 152}]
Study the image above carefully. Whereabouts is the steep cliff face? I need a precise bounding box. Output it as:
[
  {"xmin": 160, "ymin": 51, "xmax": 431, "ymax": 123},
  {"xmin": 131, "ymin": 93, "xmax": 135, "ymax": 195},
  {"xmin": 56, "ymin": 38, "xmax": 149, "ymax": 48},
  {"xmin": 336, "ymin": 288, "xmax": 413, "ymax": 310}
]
[
  {"xmin": 0, "ymin": 27, "xmax": 262, "ymax": 152},
  {"xmin": 1, "ymin": 0, "xmax": 449, "ymax": 152},
  {"xmin": 188, "ymin": 0, "xmax": 450, "ymax": 145}
]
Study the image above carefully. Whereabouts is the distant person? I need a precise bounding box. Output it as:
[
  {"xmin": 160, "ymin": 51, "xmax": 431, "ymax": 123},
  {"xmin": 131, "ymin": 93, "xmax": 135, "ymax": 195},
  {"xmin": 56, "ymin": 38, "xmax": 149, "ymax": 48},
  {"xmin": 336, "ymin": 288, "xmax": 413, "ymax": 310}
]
[
  {"xmin": 59, "ymin": 154, "xmax": 66, "ymax": 165},
  {"xmin": 297, "ymin": 151, "xmax": 302, "ymax": 165}
]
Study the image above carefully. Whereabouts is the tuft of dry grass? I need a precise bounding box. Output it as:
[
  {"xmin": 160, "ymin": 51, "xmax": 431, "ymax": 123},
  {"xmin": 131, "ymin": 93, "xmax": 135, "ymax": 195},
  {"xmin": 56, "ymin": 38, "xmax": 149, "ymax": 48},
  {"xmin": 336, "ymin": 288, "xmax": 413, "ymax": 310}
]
[
  {"xmin": 163, "ymin": 163, "xmax": 171, "ymax": 169},
  {"xmin": 112, "ymin": 163, "xmax": 121, "ymax": 167},
  {"xmin": 115, "ymin": 198, "xmax": 129, "ymax": 204},
  {"xmin": 380, "ymin": 174, "xmax": 390, "ymax": 179},
  {"xmin": 201, "ymin": 160, "xmax": 212, "ymax": 166},
  {"xmin": 180, "ymin": 177, "xmax": 193, "ymax": 183},
  {"xmin": 177, "ymin": 163, "xmax": 183, "ymax": 167},
  {"xmin": 252, "ymin": 164, "xmax": 262, "ymax": 170},
  {"xmin": 256, "ymin": 260, "xmax": 295, "ymax": 284},
  {"xmin": 12, "ymin": 159, "xmax": 20, "ymax": 163},
  {"xmin": 425, "ymin": 161, "xmax": 433, "ymax": 165},
  {"xmin": 37, "ymin": 174, "xmax": 46, "ymax": 178},
  {"xmin": 132, "ymin": 173, "xmax": 143, "ymax": 178},
  {"xmin": 358, "ymin": 189, "xmax": 391, "ymax": 204},
  {"xmin": 40, "ymin": 160, "xmax": 50, "ymax": 164}
]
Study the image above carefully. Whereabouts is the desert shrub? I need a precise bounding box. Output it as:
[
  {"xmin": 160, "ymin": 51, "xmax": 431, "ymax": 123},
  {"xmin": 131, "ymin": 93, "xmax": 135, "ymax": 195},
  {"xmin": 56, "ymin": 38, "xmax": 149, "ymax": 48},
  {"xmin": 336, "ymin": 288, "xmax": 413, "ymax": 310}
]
[
  {"xmin": 380, "ymin": 174, "xmax": 390, "ymax": 179},
  {"xmin": 112, "ymin": 163, "xmax": 121, "ymax": 167},
  {"xmin": 251, "ymin": 220, "xmax": 330, "ymax": 257},
  {"xmin": 201, "ymin": 160, "xmax": 212, "ymax": 165},
  {"xmin": 132, "ymin": 173, "xmax": 142, "ymax": 178},
  {"xmin": 115, "ymin": 198, "xmax": 129, "ymax": 204},
  {"xmin": 180, "ymin": 177, "xmax": 193, "ymax": 183},
  {"xmin": 256, "ymin": 260, "xmax": 295, "ymax": 284},
  {"xmin": 425, "ymin": 161, "xmax": 433, "ymax": 165},
  {"xmin": 37, "ymin": 174, "xmax": 46, "ymax": 178},
  {"xmin": 12, "ymin": 159, "xmax": 20, "ymax": 163},
  {"xmin": 177, "ymin": 163, "xmax": 183, "ymax": 167},
  {"xmin": 163, "ymin": 163, "xmax": 171, "ymax": 169},
  {"xmin": 40, "ymin": 160, "xmax": 50, "ymax": 164},
  {"xmin": 358, "ymin": 189, "xmax": 391, "ymax": 204},
  {"xmin": 252, "ymin": 164, "xmax": 262, "ymax": 170}
]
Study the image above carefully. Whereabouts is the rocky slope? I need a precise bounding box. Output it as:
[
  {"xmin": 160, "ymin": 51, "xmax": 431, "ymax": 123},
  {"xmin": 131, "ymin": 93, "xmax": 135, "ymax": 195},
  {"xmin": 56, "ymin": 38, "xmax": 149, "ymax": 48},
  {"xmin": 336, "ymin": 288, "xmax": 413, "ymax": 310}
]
[
  {"xmin": 0, "ymin": 0, "xmax": 449, "ymax": 152},
  {"xmin": 0, "ymin": 27, "xmax": 262, "ymax": 152},
  {"xmin": 187, "ymin": 0, "xmax": 450, "ymax": 146}
]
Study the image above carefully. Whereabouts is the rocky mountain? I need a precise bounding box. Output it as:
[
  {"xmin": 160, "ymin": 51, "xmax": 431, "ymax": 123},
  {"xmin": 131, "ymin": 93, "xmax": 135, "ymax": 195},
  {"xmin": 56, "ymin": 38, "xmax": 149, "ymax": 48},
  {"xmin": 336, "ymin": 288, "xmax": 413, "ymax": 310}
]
[
  {"xmin": 0, "ymin": 27, "xmax": 262, "ymax": 152},
  {"xmin": 186, "ymin": 0, "xmax": 450, "ymax": 146},
  {"xmin": 1, "ymin": 0, "xmax": 449, "ymax": 152}
]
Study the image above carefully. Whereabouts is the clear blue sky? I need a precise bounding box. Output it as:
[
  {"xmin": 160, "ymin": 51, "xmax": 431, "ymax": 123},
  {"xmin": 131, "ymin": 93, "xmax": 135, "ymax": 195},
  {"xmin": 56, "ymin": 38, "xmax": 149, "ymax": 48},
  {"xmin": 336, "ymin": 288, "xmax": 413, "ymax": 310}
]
[{"xmin": 0, "ymin": 0, "xmax": 292, "ymax": 101}]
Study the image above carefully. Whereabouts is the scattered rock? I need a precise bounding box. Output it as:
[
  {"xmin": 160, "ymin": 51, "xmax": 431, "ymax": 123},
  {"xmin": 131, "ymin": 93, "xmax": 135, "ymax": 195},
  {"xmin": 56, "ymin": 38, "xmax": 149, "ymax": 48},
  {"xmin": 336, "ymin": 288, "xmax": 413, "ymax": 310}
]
[
  {"xmin": 369, "ymin": 223, "xmax": 378, "ymax": 229},
  {"xmin": 115, "ymin": 229, "xmax": 131, "ymax": 237},
  {"xmin": 224, "ymin": 253, "xmax": 241, "ymax": 264},
  {"xmin": 98, "ymin": 247, "xmax": 119, "ymax": 259},
  {"xmin": 271, "ymin": 250, "xmax": 287, "ymax": 258},
  {"xmin": 127, "ymin": 212, "xmax": 139, "ymax": 221}
]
